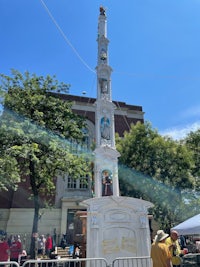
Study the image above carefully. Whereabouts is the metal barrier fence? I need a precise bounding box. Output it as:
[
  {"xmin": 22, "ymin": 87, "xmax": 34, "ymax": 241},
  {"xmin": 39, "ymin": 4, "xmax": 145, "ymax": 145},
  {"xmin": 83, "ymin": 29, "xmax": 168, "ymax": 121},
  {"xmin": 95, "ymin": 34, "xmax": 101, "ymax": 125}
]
[
  {"xmin": 22, "ymin": 258, "xmax": 108, "ymax": 267},
  {"xmin": 112, "ymin": 256, "xmax": 152, "ymax": 267},
  {"xmin": 0, "ymin": 262, "xmax": 20, "ymax": 267},
  {"xmin": 0, "ymin": 257, "xmax": 152, "ymax": 267}
]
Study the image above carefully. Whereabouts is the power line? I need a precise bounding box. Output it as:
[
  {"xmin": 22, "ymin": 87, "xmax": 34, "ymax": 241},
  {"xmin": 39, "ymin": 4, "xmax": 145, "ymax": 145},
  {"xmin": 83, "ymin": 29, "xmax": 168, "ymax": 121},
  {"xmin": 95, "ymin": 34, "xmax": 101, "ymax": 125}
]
[
  {"xmin": 40, "ymin": 1, "xmax": 198, "ymax": 83},
  {"xmin": 39, "ymin": 1, "xmax": 142, "ymax": 133},
  {"xmin": 39, "ymin": 0, "xmax": 95, "ymax": 74}
]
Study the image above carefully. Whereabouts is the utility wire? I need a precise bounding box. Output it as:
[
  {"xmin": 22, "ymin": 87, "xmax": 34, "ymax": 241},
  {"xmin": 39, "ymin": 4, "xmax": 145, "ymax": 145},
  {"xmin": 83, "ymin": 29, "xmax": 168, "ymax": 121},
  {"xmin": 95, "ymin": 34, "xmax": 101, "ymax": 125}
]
[
  {"xmin": 40, "ymin": 1, "xmax": 196, "ymax": 83},
  {"xmin": 39, "ymin": 1, "xmax": 136, "ymax": 132},
  {"xmin": 40, "ymin": 0, "xmax": 95, "ymax": 74}
]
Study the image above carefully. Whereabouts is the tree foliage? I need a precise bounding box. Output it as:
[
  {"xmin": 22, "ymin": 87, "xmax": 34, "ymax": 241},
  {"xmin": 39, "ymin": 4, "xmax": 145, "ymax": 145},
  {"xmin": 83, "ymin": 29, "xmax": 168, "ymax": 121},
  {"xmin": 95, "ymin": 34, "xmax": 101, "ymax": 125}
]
[
  {"xmin": 0, "ymin": 70, "xmax": 90, "ymax": 257},
  {"xmin": 116, "ymin": 122, "xmax": 197, "ymax": 231},
  {"xmin": 184, "ymin": 129, "xmax": 200, "ymax": 190}
]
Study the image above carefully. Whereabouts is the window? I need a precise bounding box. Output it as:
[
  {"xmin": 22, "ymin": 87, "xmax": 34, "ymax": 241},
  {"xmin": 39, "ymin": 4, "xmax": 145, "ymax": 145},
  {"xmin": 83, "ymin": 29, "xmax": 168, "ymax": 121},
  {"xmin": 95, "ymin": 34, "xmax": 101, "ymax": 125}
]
[
  {"xmin": 82, "ymin": 127, "xmax": 90, "ymax": 151},
  {"xmin": 80, "ymin": 175, "xmax": 89, "ymax": 189},
  {"xmin": 67, "ymin": 177, "xmax": 76, "ymax": 189},
  {"xmin": 67, "ymin": 175, "xmax": 89, "ymax": 189}
]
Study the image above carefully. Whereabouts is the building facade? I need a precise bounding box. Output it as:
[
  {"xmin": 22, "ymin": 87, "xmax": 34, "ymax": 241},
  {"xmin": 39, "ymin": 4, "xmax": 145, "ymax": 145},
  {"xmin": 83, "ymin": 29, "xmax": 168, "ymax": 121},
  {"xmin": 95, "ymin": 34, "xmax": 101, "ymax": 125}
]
[{"xmin": 0, "ymin": 94, "xmax": 144, "ymax": 246}]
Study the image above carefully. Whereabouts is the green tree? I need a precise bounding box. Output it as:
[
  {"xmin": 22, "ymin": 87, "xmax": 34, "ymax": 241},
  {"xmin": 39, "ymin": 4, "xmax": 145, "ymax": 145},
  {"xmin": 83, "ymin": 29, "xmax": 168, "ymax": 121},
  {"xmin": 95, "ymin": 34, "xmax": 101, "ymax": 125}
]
[
  {"xmin": 116, "ymin": 122, "xmax": 195, "ymax": 231},
  {"xmin": 0, "ymin": 70, "xmax": 90, "ymax": 258},
  {"xmin": 184, "ymin": 129, "xmax": 200, "ymax": 190},
  {"xmin": 0, "ymin": 123, "xmax": 21, "ymax": 190},
  {"xmin": 181, "ymin": 129, "xmax": 200, "ymax": 218}
]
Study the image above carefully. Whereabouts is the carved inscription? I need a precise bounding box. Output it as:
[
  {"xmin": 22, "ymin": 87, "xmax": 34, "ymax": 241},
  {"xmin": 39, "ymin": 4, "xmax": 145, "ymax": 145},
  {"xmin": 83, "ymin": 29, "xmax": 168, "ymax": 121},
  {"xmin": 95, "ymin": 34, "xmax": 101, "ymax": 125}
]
[
  {"xmin": 102, "ymin": 236, "xmax": 136, "ymax": 254},
  {"xmin": 102, "ymin": 238, "xmax": 120, "ymax": 254}
]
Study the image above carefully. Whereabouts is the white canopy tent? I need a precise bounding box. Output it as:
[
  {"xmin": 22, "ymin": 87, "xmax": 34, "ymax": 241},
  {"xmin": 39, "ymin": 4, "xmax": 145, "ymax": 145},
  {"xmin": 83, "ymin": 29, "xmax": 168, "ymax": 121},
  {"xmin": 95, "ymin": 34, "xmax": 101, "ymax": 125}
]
[{"xmin": 172, "ymin": 214, "xmax": 200, "ymax": 235}]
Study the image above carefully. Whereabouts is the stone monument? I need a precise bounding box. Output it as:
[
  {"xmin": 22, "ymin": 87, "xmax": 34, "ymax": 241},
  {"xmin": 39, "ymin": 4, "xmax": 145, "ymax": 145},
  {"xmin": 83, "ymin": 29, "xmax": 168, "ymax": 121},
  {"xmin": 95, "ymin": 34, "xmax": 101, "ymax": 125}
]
[{"xmin": 82, "ymin": 7, "xmax": 153, "ymax": 266}]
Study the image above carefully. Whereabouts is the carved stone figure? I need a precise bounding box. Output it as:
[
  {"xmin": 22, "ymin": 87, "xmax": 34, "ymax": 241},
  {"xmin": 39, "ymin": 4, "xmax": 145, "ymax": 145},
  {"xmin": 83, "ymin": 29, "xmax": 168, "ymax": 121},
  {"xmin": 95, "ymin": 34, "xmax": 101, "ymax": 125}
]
[
  {"xmin": 102, "ymin": 170, "xmax": 113, "ymax": 196},
  {"xmin": 100, "ymin": 6, "xmax": 106, "ymax": 16},
  {"xmin": 100, "ymin": 116, "xmax": 110, "ymax": 140},
  {"xmin": 100, "ymin": 78, "xmax": 108, "ymax": 94}
]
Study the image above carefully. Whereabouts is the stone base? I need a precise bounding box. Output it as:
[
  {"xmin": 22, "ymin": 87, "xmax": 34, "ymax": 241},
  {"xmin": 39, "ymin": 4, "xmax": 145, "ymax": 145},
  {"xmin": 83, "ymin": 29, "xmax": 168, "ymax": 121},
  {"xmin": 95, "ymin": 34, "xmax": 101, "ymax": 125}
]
[{"xmin": 82, "ymin": 196, "xmax": 153, "ymax": 265}]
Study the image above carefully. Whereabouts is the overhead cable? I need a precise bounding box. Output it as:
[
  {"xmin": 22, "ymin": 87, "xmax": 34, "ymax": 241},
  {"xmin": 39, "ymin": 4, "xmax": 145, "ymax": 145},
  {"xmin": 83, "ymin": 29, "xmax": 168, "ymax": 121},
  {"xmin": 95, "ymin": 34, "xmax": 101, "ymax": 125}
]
[{"xmin": 39, "ymin": 0, "xmax": 95, "ymax": 74}]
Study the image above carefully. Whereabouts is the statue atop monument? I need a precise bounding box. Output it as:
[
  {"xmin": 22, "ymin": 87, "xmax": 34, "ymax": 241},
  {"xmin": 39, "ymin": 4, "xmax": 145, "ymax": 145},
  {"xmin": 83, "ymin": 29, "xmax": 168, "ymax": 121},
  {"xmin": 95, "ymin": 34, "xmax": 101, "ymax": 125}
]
[{"xmin": 100, "ymin": 6, "xmax": 106, "ymax": 16}]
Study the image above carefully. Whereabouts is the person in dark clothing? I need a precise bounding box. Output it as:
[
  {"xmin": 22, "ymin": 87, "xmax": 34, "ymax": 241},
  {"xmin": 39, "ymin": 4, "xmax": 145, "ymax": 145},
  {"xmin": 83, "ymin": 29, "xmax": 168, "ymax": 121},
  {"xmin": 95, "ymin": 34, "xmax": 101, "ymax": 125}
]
[
  {"xmin": 60, "ymin": 234, "xmax": 67, "ymax": 249},
  {"xmin": 179, "ymin": 235, "xmax": 186, "ymax": 250}
]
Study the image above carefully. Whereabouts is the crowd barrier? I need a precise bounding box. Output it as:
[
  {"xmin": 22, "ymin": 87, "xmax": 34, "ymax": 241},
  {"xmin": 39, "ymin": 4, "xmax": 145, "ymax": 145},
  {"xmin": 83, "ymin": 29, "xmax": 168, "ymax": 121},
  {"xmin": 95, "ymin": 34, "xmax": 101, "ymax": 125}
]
[
  {"xmin": 22, "ymin": 258, "xmax": 108, "ymax": 267},
  {"xmin": 0, "ymin": 262, "xmax": 20, "ymax": 267},
  {"xmin": 112, "ymin": 256, "xmax": 151, "ymax": 267},
  {"xmin": 0, "ymin": 256, "xmax": 152, "ymax": 267}
]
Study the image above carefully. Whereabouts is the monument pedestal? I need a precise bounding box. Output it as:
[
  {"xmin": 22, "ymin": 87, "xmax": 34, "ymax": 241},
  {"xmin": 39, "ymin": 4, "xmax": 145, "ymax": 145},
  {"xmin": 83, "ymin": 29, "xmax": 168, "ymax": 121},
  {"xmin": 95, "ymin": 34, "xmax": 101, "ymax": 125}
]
[{"xmin": 82, "ymin": 196, "xmax": 153, "ymax": 266}]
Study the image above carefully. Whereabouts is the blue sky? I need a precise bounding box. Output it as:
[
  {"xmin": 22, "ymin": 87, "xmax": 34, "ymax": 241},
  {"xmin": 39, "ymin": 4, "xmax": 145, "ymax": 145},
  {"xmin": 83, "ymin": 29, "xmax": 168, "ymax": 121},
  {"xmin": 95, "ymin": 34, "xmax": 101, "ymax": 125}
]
[{"xmin": 1, "ymin": 0, "xmax": 200, "ymax": 140}]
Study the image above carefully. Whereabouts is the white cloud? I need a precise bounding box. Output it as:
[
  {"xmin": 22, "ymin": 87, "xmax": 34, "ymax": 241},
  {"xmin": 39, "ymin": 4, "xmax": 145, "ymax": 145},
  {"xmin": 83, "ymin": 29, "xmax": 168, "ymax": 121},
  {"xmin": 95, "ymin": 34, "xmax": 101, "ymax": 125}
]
[{"xmin": 160, "ymin": 121, "xmax": 200, "ymax": 140}]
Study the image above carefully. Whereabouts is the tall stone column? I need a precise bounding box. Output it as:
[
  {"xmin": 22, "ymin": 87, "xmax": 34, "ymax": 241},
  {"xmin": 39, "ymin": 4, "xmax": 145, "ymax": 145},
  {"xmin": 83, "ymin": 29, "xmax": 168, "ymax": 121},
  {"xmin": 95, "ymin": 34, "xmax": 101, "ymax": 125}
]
[{"xmin": 94, "ymin": 6, "xmax": 120, "ymax": 198}]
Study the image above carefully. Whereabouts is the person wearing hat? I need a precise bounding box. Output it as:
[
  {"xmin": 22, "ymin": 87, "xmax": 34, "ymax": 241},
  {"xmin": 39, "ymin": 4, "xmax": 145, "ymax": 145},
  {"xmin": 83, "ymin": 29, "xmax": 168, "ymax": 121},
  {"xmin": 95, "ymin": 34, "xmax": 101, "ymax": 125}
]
[
  {"xmin": 151, "ymin": 230, "xmax": 172, "ymax": 267},
  {"xmin": 165, "ymin": 230, "xmax": 182, "ymax": 267}
]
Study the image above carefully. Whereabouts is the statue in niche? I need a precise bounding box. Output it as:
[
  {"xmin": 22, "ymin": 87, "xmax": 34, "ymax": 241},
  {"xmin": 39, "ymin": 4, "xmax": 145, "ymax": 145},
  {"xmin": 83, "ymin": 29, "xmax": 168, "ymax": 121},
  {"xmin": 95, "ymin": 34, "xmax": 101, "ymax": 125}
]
[
  {"xmin": 102, "ymin": 170, "xmax": 113, "ymax": 196},
  {"xmin": 99, "ymin": 78, "xmax": 108, "ymax": 94},
  {"xmin": 100, "ymin": 115, "xmax": 110, "ymax": 140}
]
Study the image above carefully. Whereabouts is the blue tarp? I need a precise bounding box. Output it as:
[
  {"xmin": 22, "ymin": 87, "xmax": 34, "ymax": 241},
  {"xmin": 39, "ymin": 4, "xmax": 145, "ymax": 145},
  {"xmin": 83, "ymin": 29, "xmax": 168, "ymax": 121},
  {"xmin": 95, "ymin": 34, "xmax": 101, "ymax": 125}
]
[{"xmin": 172, "ymin": 214, "xmax": 200, "ymax": 235}]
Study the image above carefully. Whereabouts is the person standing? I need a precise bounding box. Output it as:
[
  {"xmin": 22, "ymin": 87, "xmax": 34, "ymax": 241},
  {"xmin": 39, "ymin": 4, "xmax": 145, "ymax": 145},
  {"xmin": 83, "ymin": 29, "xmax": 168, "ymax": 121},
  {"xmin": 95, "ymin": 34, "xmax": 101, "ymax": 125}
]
[
  {"xmin": 0, "ymin": 234, "xmax": 10, "ymax": 264},
  {"xmin": 7, "ymin": 235, "xmax": 14, "ymax": 247},
  {"xmin": 45, "ymin": 234, "xmax": 53, "ymax": 258},
  {"xmin": 165, "ymin": 230, "xmax": 182, "ymax": 267},
  {"xmin": 10, "ymin": 235, "xmax": 22, "ymax": 262},
  {"xmin": 151, "ymin": 230, "xmax": 172, "ymax": 267},
  {"xmin": 38, "ymin": 234, "xmax": 46, "ymax": 256},
  {"xmin": 179, "ymin": 235, "xmax": 186, "ymax": 250}
]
